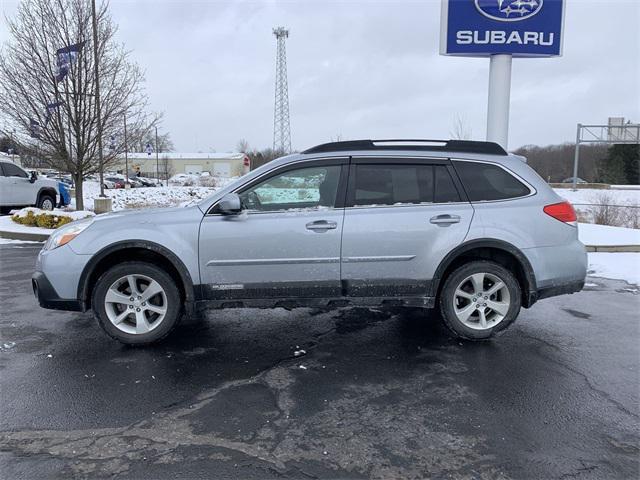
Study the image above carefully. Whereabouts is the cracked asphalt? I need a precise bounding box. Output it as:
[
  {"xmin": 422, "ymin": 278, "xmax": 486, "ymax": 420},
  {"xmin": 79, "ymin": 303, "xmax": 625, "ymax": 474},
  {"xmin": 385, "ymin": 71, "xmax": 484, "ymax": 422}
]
[{"xmin": 0, "ymin": 242, "xmax": 639, "ymax": 479}]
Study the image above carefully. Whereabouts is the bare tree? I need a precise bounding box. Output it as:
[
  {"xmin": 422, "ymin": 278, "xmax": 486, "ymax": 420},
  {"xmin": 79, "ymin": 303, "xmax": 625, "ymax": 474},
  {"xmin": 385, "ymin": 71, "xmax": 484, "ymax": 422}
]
[
  {"xmin": 158, "ymin": 155, "xmax": 173, "ymax": 183},
  {"xmin": 132, "ymin": 129, "xmax": 174, "ymax": 153},
  {"xmin": 450, "ymin": 114, "xmax": 473, "ymax": 140},
  {"xmin": 236, "ymin": 138, "xmax": 250, "ymax": 153},
  {"xmin": 0, "ymin": 0, "xmax": 159, "ymax": 209}
]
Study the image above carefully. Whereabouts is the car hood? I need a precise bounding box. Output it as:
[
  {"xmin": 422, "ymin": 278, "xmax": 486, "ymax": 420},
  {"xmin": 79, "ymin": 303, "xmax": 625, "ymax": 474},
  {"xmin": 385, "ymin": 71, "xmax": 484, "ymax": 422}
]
[
  {"xmin": 91, "ymin": 204, "xmax": 203, "ymax": 223},
  {"xmin": 38, "ymin": 178, "xmax": 60, "ymax": 189}
]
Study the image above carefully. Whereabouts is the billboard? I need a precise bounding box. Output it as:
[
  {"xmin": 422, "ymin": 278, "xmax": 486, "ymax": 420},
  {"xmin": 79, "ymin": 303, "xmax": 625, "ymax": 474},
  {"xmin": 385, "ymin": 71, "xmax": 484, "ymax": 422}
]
[{"xmin": 440, "ymin": 0, "xmax": 565, "ymax": 57}]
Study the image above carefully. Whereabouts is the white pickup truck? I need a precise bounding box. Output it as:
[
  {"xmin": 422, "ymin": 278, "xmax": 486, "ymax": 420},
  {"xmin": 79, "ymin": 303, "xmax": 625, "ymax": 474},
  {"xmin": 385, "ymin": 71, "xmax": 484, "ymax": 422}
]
[{"xmin": 0, "ymin": 158, "xmax": 60, "ymax": 214}]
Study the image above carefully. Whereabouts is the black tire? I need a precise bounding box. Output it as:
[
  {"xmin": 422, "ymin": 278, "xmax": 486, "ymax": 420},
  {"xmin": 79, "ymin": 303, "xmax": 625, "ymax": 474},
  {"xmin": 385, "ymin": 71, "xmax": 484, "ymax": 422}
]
[
  {"xmin": 37, "ymin": 193, "xmax": 56, "ymax": 211},
  {"xmin": 439, "ymin": 260, "xmax": 521, "ymax": 341},
  {"xmin": 92, "ymin": 261, "xmax": 182, "ymax": 345}
]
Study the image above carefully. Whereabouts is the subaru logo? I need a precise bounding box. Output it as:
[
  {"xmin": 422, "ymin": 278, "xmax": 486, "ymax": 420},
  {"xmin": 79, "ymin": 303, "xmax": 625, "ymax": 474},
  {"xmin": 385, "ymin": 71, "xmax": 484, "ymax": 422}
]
[{"xmin": 475, "ymin": 0, "xmax": 544, "ymax": 22}]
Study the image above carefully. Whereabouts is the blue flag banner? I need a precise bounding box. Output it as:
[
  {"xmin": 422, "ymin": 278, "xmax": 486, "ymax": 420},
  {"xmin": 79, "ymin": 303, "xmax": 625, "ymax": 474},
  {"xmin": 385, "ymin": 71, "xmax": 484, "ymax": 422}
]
[
  {"xmin": 54, "ymin": 41, "xmax": 85, "ymax": 82},
  {"xmin": 29, "ymin": 118, "xmax": 42, "ymax": 139},
  {"xmin": 44, "ymin": 100, "xmax": 65, "ymax": 125},
  {"xmin": 145, "ymin": 143, "xmax": 153, "ymax": 156}
]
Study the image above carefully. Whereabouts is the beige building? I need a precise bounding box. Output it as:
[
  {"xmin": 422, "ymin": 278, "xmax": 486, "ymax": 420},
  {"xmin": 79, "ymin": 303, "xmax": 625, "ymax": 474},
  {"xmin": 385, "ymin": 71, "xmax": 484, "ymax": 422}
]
[{"xmin": 115, "ymin": 152, "xmax": 249, "ymax": 178}]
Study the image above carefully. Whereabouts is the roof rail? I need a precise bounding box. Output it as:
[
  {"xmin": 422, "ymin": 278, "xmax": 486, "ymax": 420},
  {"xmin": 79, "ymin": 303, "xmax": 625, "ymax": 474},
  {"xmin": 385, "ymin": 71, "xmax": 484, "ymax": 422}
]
[{"xmin": 302, "ymin": 139, "xmax": 508, "ymax": 156}]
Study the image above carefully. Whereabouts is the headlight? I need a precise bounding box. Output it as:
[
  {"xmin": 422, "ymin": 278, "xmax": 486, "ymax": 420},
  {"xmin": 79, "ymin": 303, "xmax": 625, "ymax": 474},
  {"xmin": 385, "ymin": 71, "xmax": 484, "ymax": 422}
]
[{"xmin": 44, "ymin": 218, "xmax": 93, "ymax": 251}]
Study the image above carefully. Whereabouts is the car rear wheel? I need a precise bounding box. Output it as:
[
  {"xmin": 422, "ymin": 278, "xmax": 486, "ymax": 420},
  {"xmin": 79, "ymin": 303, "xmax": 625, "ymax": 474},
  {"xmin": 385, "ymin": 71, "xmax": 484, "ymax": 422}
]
[
  {"xmin": 38, "ymin": 194, "xmax": 55, "ymax": 211},
  {"xmin": 439, "ymin": 260, "xmax": 521, "ymax": 340},
  {"xmin": 93, "ymin": 262, "xmax": 182, "ymax": 345}
]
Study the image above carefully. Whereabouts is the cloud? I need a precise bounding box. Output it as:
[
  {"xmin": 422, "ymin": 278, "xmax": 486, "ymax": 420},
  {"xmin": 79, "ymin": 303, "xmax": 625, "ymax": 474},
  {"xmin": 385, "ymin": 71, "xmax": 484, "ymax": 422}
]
[{"xmin": 2, "ymin": 0, "xmax": 638, "ymax": 151}]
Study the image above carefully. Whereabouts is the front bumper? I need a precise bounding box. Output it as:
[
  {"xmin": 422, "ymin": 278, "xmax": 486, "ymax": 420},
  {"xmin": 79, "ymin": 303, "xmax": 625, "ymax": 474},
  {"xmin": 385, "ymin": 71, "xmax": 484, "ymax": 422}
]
[{"xmin": 32, "ymin": 271, "xmax": 83, "ymax": 312}]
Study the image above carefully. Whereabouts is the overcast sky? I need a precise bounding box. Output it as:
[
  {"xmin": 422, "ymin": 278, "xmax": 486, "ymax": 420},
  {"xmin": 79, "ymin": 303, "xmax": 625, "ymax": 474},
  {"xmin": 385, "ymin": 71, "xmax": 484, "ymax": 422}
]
[{"xmin": 1, "ymin": 0, "xmax": 639, "ymax": 152}]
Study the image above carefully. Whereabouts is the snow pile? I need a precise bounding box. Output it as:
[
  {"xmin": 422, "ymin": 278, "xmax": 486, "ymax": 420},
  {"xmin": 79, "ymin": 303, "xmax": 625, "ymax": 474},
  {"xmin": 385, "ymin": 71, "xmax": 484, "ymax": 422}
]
[
  {"xmin": 77, "ymin": 181, "xmax": 218, "ymax": 211},
  {"xmin": 578, "ymin": 223, "xmax": 640, "ymax": 246},
  {"xmin": 588, "ymin": 253, "xmax": 640, "ymax": 285},
  {"xmin": 11, "ymin": 207, "xmax": 95, "ymax": 221},
  {"xmin": 11, "ymin": 207, "xmax": 94, "ymax": 229},
  {"xmin": 553, "ymin": 187, "xmax": 640, "ymax": 206},
  {"xmin": 169, "ymin": 174, "xmax": 239, "ymax": 188}
]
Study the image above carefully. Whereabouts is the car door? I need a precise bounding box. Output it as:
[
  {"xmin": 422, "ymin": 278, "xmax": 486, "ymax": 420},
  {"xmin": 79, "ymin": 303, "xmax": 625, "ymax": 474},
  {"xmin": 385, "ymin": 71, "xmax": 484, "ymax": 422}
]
[
  {"xmin": 2, "ymin": 162, "xmax": 33, "ymax": 205},
  {"xmin": 198, "ymin": 159, "xmax": 348, "ymax": 301},
  {"xmin": 0, "ymin": 163, "xmax": 10, "ymax": 206},
  {"xmin": 340, "ymin": 157, "xmax": 473, "ymax": 298}
]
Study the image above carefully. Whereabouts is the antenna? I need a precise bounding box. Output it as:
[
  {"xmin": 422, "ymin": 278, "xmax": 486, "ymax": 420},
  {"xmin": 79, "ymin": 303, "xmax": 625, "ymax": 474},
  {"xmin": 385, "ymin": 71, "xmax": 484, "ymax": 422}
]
[{"xmin": 272, "ymin": 27, "xmax": 291, "ymax": 153}]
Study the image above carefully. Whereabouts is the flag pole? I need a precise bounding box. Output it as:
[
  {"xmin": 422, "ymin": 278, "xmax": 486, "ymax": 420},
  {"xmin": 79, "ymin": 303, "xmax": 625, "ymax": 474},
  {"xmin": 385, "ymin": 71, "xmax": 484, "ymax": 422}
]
[{"xmin": 91, "ymin": 0, "xmax": 105, "ymax": 198}]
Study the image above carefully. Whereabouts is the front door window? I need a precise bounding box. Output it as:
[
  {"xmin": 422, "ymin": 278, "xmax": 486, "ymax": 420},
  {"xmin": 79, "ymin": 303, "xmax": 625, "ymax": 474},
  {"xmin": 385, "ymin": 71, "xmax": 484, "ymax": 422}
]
[{"xmin": 240, "ymin": 165, "xmax": 341, "ymax": 212}]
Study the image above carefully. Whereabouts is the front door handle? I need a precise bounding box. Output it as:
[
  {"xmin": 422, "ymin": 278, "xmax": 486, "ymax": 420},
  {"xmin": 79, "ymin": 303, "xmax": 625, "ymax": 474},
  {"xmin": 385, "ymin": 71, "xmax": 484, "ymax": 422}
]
[
  {"xmin": 430, "ymin": 214, "xmax": 461, "ymax": 226},
  {"xmin": 306, "ymin": 220, "xmax": 337, "ymax": 232}
]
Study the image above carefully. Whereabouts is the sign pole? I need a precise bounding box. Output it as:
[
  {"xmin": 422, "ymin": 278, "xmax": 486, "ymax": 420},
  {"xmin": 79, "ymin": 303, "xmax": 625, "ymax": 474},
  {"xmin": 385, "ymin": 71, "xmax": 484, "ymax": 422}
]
[
  {"xmin": 486, "ymin": 54, "xmax": 512, "ymax": 150},
  {"xmin": 571, "ymin": 123, "xmax": 581, "ymax": 191}
]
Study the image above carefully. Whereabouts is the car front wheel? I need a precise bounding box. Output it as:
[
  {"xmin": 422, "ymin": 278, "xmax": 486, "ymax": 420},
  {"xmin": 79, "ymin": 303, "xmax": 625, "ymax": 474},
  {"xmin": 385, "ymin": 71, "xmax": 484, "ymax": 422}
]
[
  {"xmin": 92, "ymin": 262, "xmax": 182, "ymax": 345},
  {"xmin": 38, "ymin": 194, "xmax": 55, "ymax": 211},
  {"xmin": 439, "ymin": 260, "xmax": 521, "ymax": 340}
]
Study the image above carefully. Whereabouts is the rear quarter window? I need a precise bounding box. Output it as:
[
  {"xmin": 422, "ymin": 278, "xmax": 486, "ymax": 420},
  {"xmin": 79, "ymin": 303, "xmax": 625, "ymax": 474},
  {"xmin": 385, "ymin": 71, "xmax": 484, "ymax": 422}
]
[{"xmin": 453, "ymin": 161, "xmax": 530, "ymax": 201}]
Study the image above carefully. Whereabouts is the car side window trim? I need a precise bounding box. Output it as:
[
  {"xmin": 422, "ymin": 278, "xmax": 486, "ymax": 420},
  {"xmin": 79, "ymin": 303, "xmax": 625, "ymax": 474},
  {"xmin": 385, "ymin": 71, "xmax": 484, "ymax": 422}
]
[{"xmin": 206, "ymin": 158, "xmax": 350, "ymax": 215}]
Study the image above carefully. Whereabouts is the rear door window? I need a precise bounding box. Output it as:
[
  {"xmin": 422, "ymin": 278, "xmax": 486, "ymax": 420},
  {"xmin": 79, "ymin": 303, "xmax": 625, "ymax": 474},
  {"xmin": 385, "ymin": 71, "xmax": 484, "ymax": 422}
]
[
  {"xmin": 453, "ymin": 161, "xmax": 530, "ymax": 201},
  {"xmin": 351, "ymin": 164, "xmax": 433, "ymax": 206},
  {"xmin": 350, "ymin": 163, "xmax": 461, "ymax": 206}
]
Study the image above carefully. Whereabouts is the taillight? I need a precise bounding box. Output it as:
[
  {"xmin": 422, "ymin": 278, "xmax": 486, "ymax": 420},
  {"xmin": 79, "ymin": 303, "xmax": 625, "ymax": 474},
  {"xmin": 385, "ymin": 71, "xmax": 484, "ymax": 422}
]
[{"xmin": 544, "ymin": 201, "xmax": 577, "ymax": 224}]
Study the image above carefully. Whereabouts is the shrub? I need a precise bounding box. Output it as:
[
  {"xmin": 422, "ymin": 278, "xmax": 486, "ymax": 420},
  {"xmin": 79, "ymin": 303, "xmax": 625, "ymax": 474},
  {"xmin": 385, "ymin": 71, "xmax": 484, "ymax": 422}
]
[
  {"xmin": 587, "ymin": 192, "xmax": 624, "ymax": 227},
  {"xmin": 12, "ymin": 210, "xmax": 80, "ymax": 229},
  {"xmin": 198, "ymin": 175, "xmax": 217, "ymax": 187},
  {"xmin": 35, "ymin": 214, "xmax": 72, "ymax": 229},
  {"xmin": 12, "ymin": 210, "xmax": 37, "ymax": 226}
]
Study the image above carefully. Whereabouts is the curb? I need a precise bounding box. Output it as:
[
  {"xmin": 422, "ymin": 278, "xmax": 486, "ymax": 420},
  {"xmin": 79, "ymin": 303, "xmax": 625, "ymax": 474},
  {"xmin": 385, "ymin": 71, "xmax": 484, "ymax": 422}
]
[
  {"xmin": 585, "ymin": 245, "xmax": 640, "ymax": 253},
  {"xmin": 0, "ymin": 230, "xmax": 49, "ymax": 242}
]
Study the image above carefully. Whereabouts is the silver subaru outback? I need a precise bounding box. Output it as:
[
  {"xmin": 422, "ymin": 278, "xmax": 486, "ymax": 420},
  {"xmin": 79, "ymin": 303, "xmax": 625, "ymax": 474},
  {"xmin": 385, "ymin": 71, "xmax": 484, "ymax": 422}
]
[{"xmin": 32, "ymin": 140, "xmax": 587, "ymax": 345}]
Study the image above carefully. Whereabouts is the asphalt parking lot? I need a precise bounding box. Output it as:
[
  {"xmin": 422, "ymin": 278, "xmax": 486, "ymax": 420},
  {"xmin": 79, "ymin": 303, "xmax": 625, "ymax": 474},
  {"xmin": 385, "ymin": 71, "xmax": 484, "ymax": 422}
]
[{"xmin": 0, "ymin": 242, "xmax": 639, "ymax": 479}]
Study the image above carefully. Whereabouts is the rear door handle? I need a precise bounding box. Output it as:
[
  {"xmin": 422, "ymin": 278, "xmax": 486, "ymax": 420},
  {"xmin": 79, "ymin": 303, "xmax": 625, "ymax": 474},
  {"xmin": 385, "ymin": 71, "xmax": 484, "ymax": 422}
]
[
  {"xmin": 306, "ymin": 220, "xmax": 337, "ymax": 231},
  {"xmin": 430, "ymin": 214, "xmax": 461, "ymax": 226}
]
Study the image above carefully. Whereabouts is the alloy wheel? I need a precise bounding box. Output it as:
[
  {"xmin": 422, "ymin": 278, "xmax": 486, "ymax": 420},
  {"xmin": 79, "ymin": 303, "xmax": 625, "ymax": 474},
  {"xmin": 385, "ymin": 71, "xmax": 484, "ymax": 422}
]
[
  {"xmin": 453, "ymin": 272, "xmax": 510, "ymax": 330},
  {"xmin": 104, "ymin": 274, "xmax": 167, "ymax": 335}
]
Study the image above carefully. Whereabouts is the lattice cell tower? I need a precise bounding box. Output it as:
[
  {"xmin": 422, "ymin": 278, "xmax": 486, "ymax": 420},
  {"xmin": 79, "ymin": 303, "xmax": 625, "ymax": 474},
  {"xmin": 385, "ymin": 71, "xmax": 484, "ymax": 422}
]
[{"xmin": 272, "ymin": 27, "xmax": 291, "ymax": 153}]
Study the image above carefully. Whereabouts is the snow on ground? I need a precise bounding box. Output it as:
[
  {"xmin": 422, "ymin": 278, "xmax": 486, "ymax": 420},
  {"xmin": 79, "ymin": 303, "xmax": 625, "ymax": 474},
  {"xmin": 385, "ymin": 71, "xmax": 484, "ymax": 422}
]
[
  {"xmin": 11, "ymin": 207, "xmax": 95, "ymax": 221},
  {"xmin": 0, "ymin": 238, "xmax": 42, "ymax": 245},
  {"xmin": 76, "ymin": 181, "xmax": 219, "ymax": 211},
  {"xmin": 578, "ymin": 223, "xmax": 640, "ymax": 246},
  {"xmin": 553, "ymin": 187, "xmax": 640, "ymax": 207},
  {"xmin": 588, "ymin": 253, "xmax": 640, "ymax": 285},
  {"xmin": 0, "ymin": 215, "xmax": 52, "ymax": 235}
]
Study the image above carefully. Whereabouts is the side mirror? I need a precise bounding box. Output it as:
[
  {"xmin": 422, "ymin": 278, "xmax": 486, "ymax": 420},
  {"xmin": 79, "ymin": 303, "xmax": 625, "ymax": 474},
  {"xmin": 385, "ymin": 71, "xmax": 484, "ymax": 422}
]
[
  {"xmin": 29, "ymin": 171, "xmax": 37, "ymax": 183},
  {"xmin": 217, "ymin": 193, "xmax": 242, "ymax": 215}
]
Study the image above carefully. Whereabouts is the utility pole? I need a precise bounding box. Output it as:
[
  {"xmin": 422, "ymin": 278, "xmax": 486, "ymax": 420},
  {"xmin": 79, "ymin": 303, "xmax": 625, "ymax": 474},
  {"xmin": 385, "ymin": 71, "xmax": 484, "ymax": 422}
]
[
  {"xmin": 91, "ymin": 0, "xmax": 105, "ymax": 197},
  {"xmin": 272, "ymin": 27, "xmax": 291, "ymax": 153}
]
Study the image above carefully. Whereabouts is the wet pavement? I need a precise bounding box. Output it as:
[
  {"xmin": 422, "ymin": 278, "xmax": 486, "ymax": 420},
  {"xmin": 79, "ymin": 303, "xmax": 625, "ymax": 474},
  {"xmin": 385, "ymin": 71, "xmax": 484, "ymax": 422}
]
[{"xmin": 1, "ymin": 242, "xmax": 639, "ymax": 479}]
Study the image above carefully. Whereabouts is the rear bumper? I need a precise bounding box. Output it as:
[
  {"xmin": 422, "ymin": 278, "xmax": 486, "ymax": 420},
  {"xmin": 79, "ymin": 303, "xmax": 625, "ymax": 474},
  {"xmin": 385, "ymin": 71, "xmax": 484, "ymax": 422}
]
[
  {"xmin": 32, "ymin": 271, "xmax": 83, "ymax": 312},
  {"xmin": 536, "ymin": 279, "xmax": 585, "ymax": 301}
]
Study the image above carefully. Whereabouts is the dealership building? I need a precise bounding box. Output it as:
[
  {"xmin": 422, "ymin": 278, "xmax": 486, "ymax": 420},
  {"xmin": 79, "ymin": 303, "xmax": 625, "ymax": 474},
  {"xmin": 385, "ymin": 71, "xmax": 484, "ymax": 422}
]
[{"xmin": 115, "ymin": 152, "xmax": 249, "ymax": 178}]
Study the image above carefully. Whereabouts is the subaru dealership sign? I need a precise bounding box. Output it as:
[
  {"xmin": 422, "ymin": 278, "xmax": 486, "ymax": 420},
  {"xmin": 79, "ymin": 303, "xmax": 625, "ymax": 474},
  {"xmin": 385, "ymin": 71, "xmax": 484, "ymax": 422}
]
[{"xmin": 440, "ymin": 0, "xmax": 565, "ymax": 57}]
